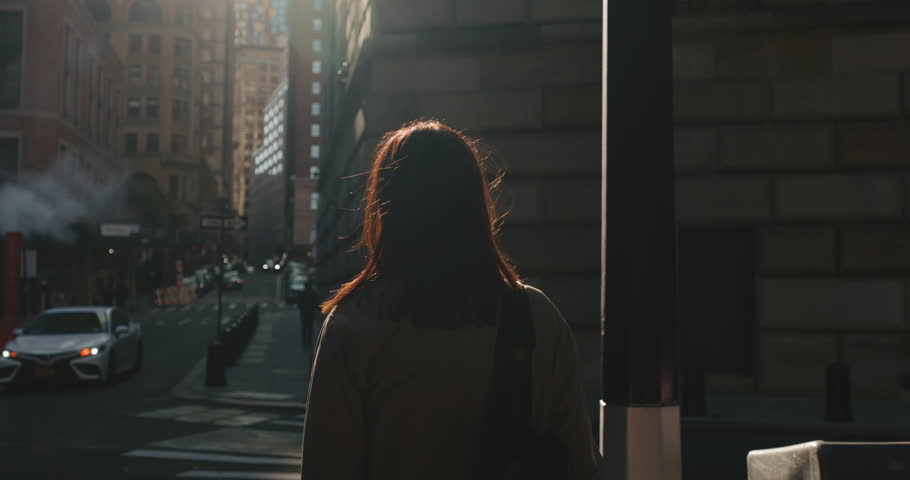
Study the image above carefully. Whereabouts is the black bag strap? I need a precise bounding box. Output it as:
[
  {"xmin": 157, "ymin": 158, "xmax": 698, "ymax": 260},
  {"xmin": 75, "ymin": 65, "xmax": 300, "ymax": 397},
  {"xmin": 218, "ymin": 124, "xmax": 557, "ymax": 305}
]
[{"xmin": 482, "ymin": 288, "xmax": 535, "ymax": 476}]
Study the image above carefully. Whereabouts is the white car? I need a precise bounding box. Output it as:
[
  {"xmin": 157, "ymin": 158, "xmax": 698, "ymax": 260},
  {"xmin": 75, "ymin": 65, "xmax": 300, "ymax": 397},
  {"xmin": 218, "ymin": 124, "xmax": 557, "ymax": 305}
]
[{"xmin": 0, "ymin": 307, "xmax": 143, "ymax": 385}]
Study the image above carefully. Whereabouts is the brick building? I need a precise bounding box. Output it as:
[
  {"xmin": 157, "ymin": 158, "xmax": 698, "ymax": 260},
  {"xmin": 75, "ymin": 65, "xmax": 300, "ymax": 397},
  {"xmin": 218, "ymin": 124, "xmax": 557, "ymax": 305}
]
[
  {"xmin": 286, "ymin": 0, "xmax": 325, "ymax": 255},
  {"xmin": 0, "ymin": 0, "xmax": 127, "ymax": 308},
  {"xmin": 316, "ymin": 0, "xmax": 910, "ymax": 402},
  {"xmin": 90, "ymin": 0, "xmax": 232, "ymax": 224}
]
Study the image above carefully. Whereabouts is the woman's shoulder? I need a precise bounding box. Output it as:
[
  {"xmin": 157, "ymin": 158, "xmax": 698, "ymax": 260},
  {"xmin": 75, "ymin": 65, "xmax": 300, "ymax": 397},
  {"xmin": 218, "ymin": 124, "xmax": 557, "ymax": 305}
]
[{"xmin": 520, "ymin": 283, "xmax": 572, "ymax": 337}]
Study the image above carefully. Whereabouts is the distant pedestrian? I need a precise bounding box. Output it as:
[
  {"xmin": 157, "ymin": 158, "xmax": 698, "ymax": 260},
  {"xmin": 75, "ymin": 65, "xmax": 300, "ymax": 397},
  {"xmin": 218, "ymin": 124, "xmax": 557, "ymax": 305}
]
[
  {"xmin": 296, "ymin": 282, "xmax": 320, "ymax": 346},
  {"xmin": 300, "ymin": 121, "xmax": 599, "ymax": 479}
]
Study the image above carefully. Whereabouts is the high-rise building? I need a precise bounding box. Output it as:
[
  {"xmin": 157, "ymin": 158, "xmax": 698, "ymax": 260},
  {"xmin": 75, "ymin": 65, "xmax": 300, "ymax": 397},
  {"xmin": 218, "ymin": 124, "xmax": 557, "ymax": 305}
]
[
  {"xmin": 89, "ymin": 0, "xmax": 233, "ymax": 225},
  {"xmin": 231, "ymin": 45, "xmax": 286, "ymax": 216},
  {"xmin": 248, "ymin": 80, "xmax": 288, "ymax": 263},
  {"xmin": 234, "ymin": 0, "xmax": 288, "ymax": 47},
  {"xmin": 285, "ymin": 0, "xmax": 325, "ymax": 255}
]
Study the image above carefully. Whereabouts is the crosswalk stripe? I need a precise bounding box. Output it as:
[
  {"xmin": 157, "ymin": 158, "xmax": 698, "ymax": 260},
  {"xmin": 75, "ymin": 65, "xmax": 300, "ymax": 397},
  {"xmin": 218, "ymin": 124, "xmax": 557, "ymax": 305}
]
[
  {"xmin": 154, "ymin": 320, "xmax": 165, "ymax": 327},
  {"xmin": 269, "ymin": 420, "xmax": 305, "ymax": 428},
  {"xmin": 177, "ymin": 318, "xmax": 192, "ymax": 326},
  {"xmin": 177, "ymin": 471, "xmax": 299, "ymax": 479},
  {"xmin": 123, "ymin": 449, "xmax": 299, "ymax": 465}
]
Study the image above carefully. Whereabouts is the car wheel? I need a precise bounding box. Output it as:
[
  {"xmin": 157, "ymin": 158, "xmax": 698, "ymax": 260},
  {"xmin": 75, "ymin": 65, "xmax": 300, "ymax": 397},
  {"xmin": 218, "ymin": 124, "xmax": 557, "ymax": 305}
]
[
  {"xmin": 105, "ymin": 352, "xmax": 117, "ymax": 385},
  {"xmin": 132, "ymin": 343, "xmax": 144, "ymax": 374}
]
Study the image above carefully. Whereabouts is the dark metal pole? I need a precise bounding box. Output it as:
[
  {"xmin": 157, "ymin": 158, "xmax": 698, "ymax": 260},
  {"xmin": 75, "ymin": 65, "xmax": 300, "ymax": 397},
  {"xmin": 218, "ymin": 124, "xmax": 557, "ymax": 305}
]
[
  {"xmin": 600, "ymin": 0, "xmax": 681, "ymax": 477},
  {"xmin": 206, "ymin": 197, "xmax": 227, "ymax": 387}
]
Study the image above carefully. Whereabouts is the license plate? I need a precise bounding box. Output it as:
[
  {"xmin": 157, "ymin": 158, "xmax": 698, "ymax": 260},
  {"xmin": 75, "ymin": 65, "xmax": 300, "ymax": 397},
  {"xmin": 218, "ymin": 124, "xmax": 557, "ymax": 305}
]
[{"xmin": 34, "ymin": 367, "xmax": 54, "ymax": 378}]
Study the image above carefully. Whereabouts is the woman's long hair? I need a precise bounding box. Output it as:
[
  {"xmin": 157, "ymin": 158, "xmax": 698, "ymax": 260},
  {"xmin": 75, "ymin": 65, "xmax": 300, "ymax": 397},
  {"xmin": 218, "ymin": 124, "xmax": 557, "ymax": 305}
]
[{"xmin": 320, "ymin": 120, "xmax": 521, "ymax": 323}]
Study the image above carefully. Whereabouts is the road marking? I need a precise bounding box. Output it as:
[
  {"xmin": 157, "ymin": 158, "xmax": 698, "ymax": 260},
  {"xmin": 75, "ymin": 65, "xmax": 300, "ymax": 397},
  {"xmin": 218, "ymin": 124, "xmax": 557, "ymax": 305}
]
[
  {"xmin": 177, "ymin": 317, "xmax": 193, "ymax": 326},
  {"xmin": 181, "ymin": 305, "xmax": 193, "ymax": 312},
  {"xmin": 175, "ymin": 408, "xmax": 246, "ymax": 423},
  {"xmin": 222, "ymin": 391, "xmax": 295, "ymax": 401},
  {"xmin": 229, "ymin": 303, "xmax": 237, "ymax": 310},
  {"xmin": 123, "ymin": 449, "xmax": 299, "ymax": 465},
  {"xmin": 213, "ymin": 413, "xmax": 280, "ymax": 427},
  {"xmin": 138, "ymin": 405, "xmax": 210, "ymax": 419},
  {"xmin": 269, "ymin": 420, "xmax": 305, "ymax": 428},
  {"xmin": 177, "ymin": 471, "xmax": 300, "ymax": 479},
  {"xmin": 201, "ymin": 319, "xmax": 210, "ymax": 326},
  {"xmin": 154, "ymin": 320, "xmax": 165, "ymax": 327}
]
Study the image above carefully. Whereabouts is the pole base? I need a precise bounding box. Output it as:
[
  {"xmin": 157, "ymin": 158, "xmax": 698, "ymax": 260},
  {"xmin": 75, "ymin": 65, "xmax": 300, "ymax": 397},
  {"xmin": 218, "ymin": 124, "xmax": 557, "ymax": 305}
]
[
  {"xmin": 205, "ymin": 341, "xmax": 227, "ymax": 387},
  {"xmin": 600, "ymin": 401, "xmax": 682, "ymax": 480}
]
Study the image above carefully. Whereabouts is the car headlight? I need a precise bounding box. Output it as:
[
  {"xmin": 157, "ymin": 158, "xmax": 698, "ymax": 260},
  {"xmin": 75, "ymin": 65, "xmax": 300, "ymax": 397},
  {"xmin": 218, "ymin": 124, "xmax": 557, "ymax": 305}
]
[
  {"xmin": 275, "ymin": 264, "xmax": 281, "ymax": 270},
  {"xmin": 1, "ymin": 350, "xmax": 15, "ymax": 359},
  {"xmin": 262, "ymin": 264, "xmax": 269, "ymax": 270},
  {"xmin": 79, "ymin": 345, "xmax": 106, "ymax": 357}
]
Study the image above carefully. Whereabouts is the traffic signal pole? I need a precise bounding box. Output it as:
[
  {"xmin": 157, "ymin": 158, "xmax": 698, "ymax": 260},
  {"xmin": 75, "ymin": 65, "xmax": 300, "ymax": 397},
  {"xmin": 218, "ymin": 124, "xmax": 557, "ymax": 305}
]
[
  {"xmin": 205, "ymin": 198, "xmax": 227, "ymax": 387},
  {"xmin": 600, "ymin": 0, "xmax": 681, "ymax": 479}
]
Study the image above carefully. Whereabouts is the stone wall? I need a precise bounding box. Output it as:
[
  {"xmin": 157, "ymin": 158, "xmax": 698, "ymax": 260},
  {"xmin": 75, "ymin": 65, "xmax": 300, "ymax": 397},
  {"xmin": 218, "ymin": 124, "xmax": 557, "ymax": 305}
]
[{"xmin": 674, "ymin": 4, "xmax": 910, "ymax": 398}]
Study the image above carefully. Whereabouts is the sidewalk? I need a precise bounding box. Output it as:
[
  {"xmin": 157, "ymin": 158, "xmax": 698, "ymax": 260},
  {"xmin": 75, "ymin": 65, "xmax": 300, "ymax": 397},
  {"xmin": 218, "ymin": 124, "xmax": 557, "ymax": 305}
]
[
  {"xmin": 683, "ymin": 393, "xmax": 910, "ymax": 437},
  {"xmin": 173, "ymin": 304, "xmax": 312, "ymax": 411}
]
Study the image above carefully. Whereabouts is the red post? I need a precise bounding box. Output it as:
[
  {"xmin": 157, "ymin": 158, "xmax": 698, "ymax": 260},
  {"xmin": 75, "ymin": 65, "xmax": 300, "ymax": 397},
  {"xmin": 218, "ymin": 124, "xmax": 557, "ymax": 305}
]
[{"xmin": 1, "ymin": 232, "xmax": 23, "ymax": 347}]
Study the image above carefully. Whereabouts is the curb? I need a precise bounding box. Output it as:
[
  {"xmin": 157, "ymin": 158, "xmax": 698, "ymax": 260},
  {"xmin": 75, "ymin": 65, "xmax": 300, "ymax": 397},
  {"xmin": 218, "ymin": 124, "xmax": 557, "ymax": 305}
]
[
  {"xmin": 681, "ymin": 416, "xmax": 910, "ymax": 438},
  {"xmin": 171, "ymin": 354, "xmax": 307, "ymax": 411}
]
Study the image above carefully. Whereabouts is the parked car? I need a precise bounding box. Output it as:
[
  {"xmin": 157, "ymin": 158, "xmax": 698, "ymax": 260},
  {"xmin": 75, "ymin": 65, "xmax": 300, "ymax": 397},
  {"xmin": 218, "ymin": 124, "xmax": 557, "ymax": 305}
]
[
  {"xmin": 0, "ymin": 307, "xmax": 142, "ymax": 385},
  {"xmin": 222, "ymin": 270, "xmax": 244, "ymax": 290},
  {"xmin": 262, "ymin": 258, "xmax": 281, "ymax": 273}
]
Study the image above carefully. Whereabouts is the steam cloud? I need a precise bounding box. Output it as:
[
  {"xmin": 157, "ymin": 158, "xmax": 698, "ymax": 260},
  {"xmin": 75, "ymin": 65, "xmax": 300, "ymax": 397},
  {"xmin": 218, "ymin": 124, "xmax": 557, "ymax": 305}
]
[{"xmin": 0, "ymin": 152, "xmax": 127, "ymax": 243}]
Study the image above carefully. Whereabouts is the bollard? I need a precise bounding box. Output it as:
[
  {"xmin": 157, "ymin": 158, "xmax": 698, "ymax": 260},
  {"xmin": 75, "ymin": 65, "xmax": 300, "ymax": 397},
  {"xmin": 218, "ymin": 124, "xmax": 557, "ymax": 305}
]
[
  {"xmin": 205, "ymin": 341, "xmax": 226, "ymax": 386},
  {"xmin": 824, "ymin": 362, "xmax": 852, "ymax": 422}
]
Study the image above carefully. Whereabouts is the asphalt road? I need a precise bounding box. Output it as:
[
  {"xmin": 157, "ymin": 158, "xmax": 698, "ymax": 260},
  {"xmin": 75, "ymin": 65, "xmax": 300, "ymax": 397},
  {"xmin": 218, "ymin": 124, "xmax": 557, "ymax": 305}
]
[{"xmin": 0, "ymin": 272, "xmax": 304, "ymax": 480}]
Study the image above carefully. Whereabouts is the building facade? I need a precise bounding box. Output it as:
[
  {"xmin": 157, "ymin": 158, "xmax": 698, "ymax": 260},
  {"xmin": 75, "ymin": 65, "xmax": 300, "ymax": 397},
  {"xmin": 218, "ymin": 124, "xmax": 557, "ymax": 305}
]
[
  {"xmin": 317, "ymin": 0, "xmax": 910, "ymax": 402},
  {"xmin": 234, "ymin": 0, "xmax": 288, "ymax": 47},
  {"xmin": 248, "ymin": 80, "xmax": 288, "ymax": 264},
  {"xmin": 231, "ymin": 45, "xmax": 286, "ymax": 217},
  {"xmin": 286, "ymin": 0, "xmax": 325, "ymax": 254},
  {"xmin": 0, "ymin": 0, "xmax": 127, "ymax": 310},
  {"xmin": 89, "ymin": 0, "xmax": 232, "ymax": 226}
]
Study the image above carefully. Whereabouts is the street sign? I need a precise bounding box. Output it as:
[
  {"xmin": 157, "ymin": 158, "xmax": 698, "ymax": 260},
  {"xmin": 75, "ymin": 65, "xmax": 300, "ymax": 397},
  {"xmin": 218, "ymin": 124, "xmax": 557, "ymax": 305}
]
[
  {"xmin": 100, "ymin": 223, "xmax": 140, "ymax": 237},
  {"xmin": 200, "ymin": 216, "xmax": 247, "ymax": 231}
]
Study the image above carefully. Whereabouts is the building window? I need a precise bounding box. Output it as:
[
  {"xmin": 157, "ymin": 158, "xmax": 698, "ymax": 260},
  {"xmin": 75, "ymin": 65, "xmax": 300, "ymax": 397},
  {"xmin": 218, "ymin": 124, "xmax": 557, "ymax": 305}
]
[
  {"xmin": 146, "ymin": 133, "xmax": 160, "ymax": 152},
  {"xmin": 200, "ymin": 48, "xmax": 212, "ymax": 62},
  {"xmin": 314, "ymin": 0, "xmax": 322, "ymax": 11},
  {"xmin": 124, "ymin": 133, "xmax": 137, "ymax": 152},
  {"xmin": 310, "ymin": 192, "xmax": 319, "ymax": 210},
  {"xmin": 311, "ymin": 102, "xmax": 321, "ymax": 116},
  {"xmin": 309, "ymin": 166, "xmax": 320, "ymax": 180},
  {"xmin": 312, "ymin": 60, "xmax": 321, "ymax": 74},
  {"xmin": 313, "ymin": 18, "xmax": 322, "ymax": 31},
  {"xmin": 147, "ymin": 65, "xmax": 160, "ymax": 87},
  {"xmin": 174, "ymin": 37, "xmax": 191, "ymax": 57},
  {"xmin": 128, "ymin": 34, "xmax": 142, "ymax": 54},
  {"xmin": 311, "ymin": 124, "xmax": 320, "ymax": 137},
  {"xmin": 312, "ymin": 39, "xmax": 322, "ymax": 53},
  {"xmin": 174, "ymin": 67, "xmax": 190, "ymax": 90},
  {"xmin": 172, "ymin": 99, "xmax": 187, "ymax": 121},
  {"xmin": 200, "ymin": 6, "xmax": 213, "ymax": 20},
  {"xmin": 127, "ymin": 97, "xmax": 141, "ymax": 117},
  {"xmin": 146, "ymin": 97, "xmax": 159, "ymax": 118},
  {"xmin": 310, "ymin": 144, "xmax": 320, "ymax": 159},
  {"xmin": 129, "ymin": 0, "xmax": 163, "ymax": 23},
  {"xmin": 128, "ymin": 65, "xmax": 142, "ymax": 85},
  {"xmin": 311, "ymin": 81, "xmax": 320, "ymax": 94},
  {"xmin": 175, "ymin": 5, "xmax": 188, "ymax": 25},
  {"xmin": 171, "ymin": 135, "xmax": 186, "ymax": 153},
  {"xmin": 148, "ymin": 35, "xmax": 161, "ymax": 55},
  {"xmin": 0, "ymin": 137, "xmax": 19, "ymax": 186},
  {"xmin": 169, "ymin": 175, "xmax": 178, "ymax": 200},
  {"xmin": 0, "ymin": 11, "xmax": 23, "ymax": 109}
]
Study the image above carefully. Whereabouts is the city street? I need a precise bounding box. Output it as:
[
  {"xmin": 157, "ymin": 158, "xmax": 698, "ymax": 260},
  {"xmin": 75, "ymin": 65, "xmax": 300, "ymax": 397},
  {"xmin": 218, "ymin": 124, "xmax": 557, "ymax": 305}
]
[{"xmin": 0, "ymin": 273, "xmax": 307, "ymax": 480}]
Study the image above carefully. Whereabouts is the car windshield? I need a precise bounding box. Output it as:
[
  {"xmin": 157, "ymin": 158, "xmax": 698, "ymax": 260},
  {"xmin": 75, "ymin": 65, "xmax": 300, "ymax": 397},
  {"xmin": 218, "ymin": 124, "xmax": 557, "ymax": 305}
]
[{"xmin": 22, "ymin": 312, "xmax": 104, "ymax": 335}]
